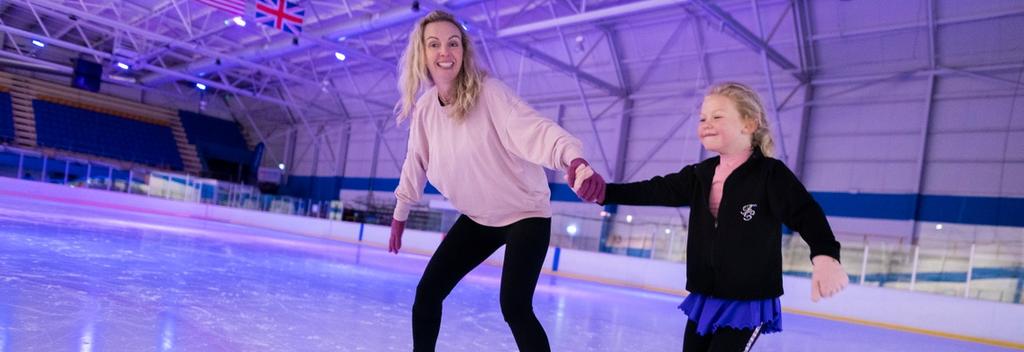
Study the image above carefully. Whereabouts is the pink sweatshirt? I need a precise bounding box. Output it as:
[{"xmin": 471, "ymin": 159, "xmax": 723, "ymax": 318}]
[
  {"xmin": 394, "ymin": 78, "xmax": 585, "ymax": 227},
  {"xmin": 709, "ymin": 149, "xmax": 753, "ymax": 218}
]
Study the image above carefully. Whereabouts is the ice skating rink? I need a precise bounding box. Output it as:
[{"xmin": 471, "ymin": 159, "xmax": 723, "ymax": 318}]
[{"xmin": 0, "ymin": 194, "xmax": 1016, "ymax": 352}]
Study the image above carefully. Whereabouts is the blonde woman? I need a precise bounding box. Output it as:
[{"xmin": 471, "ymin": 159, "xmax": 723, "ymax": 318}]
[
  {"xmin": 574, "ymin": 82, "xmax": 848, "ymax": 352},
  {"xmin": 389, "ymin": 10, "xmax": 600, "ymax": 352}
]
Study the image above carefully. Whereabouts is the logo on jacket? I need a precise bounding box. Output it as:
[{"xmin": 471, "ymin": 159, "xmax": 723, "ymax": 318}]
[{"xmin": 740, "ymin": 204, "xmax": 757, "ymax": 221}]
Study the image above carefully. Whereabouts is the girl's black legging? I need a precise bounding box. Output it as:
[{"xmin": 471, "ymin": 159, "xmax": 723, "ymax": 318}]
[
  {"xmin": 683, "ymin": 320, "xmax": 762, "ymax": 352},
  {"xmin": 412, "ymin": 215, "xmax": 551, "ymax": 352}
]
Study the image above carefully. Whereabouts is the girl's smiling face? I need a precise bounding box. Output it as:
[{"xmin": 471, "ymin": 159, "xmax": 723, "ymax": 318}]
[{"xmin": 699, "ymin": 94, "xmax": 755, "ymax": 154}]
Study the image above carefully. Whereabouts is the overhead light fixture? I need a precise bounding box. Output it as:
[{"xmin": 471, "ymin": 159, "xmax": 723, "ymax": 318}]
[
  {"xmin": 31, "ymin": 39, "xmax": 45, "ymax": 48},
  {"xmin": 107, "ymin": 75, "xmax": 137, "ymax": 84},
  {"xmin": 231, "ymin": 16, "xmax": 246, "ymax": 27},
  {"xmin": 334, "ymin": 52, "xmax": 346, "ymax": 61},
  {"xmin": 116, "ymin": 62, "xmax": 130, "ymax": 70},
  {"xmin": 566, "ymin": 224, "xmax": 578, "ymax": 236},
  {"xmin": 195, "ymin": 83, "xmax": 207, "ymax": 90},
  {"xmin": 278, "ymin": 163, "xmax": 285, "ymax": 170}
]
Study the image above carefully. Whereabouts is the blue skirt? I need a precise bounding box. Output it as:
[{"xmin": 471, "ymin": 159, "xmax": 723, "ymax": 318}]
[{"xmin": 679, "ymin": 293, "xmax": 783, "ymax": 336}]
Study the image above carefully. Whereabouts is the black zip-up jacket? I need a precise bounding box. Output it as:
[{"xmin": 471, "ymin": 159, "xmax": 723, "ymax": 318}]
[{"xmin": 601, "ymin": 148, "xmax": 841, "ymax": 300}]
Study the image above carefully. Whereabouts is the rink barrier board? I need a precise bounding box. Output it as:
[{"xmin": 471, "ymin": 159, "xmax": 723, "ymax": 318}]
[{"xmin": 1, "ymin": 176, "xmax": 1022, "ymax": 349}]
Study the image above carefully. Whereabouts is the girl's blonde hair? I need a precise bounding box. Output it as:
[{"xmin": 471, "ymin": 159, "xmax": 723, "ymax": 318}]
[
  {"xmin": 707, "ymin": 82, "xmax": 775, "ymax": 157},
  {"xmin": 396, "ymin": 10, "xmax": 487, "ymax": 123}
]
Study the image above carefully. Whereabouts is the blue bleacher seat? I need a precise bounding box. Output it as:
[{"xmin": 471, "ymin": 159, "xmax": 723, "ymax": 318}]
[
  {"xmin": 0, "ymin": 92, "xmax": 15, "ymax": 142},
  {"xmin": 33, "ymin": 100, "xmax": 184, "ymax": 170},
  {"xmin": 178, "ymin": 110, "xmax": 252, "ymax": 166},
  {"xmin": 178, "ymin": 110, "xmax": 249, "ymax": 149}
]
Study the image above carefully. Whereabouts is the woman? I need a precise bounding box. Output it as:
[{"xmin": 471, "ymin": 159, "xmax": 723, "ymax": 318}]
[{"xmin": 389, "ymin": 10, "xmax": 600, "ymax": 352}]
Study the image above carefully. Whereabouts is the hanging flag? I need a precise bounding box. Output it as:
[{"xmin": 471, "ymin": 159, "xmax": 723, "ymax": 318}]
[
  {"xmin": 195, "ymin": 0, "xmax": 246, "ymax": 16},
  {"xmin": 255, "ymin": 0, "xmax": 305, "ymax": 34}
]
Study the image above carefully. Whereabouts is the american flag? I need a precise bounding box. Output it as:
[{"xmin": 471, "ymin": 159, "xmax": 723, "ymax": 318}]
[
  {"xmin": 195, "ymin": 0, "xmax": 246, "ymax": 16},
  {"xmin": 255, "ymin": 0, "xmax": 305, "ymax": 34}
]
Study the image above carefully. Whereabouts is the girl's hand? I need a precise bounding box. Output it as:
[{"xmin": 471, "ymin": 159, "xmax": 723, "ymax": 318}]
[
  {"xmin": 811, "ymin": 255, "xmax": 849, "ymax": 302},
  {"xmin": 573, "ymin": 165, "xmax": 606, "ymax": 203},
  {"xmin": 573, "ymin": 165, "xmax": 594, "ymax": 191}
]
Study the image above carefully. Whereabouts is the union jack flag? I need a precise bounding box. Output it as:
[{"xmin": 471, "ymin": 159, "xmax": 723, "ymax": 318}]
[{"xmin": 255, "ymin": 0, "xmax": 304, "ymax": 34}]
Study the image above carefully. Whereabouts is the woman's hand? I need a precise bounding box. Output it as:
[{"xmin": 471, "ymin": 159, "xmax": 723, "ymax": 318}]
[{"xmin": 389, "ymin": 219, "xmax": 406, "ymax": 254}]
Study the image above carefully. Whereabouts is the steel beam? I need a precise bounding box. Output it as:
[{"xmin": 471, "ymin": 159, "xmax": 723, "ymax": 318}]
[{"xmin": 690, "ymin": 0, "xmax": 801, "ymax": 80}]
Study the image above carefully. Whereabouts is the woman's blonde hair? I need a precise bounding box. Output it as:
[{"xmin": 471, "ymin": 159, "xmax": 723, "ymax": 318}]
[
  {"xmin": 707, "ymin": 82, "xmax": 775, "ymax": 157},
  {"xmin": 396, "ymin": 10, "xmax": 486, "ymax": 123}
]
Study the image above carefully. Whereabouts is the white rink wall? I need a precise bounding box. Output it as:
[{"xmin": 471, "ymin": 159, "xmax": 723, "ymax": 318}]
[{"xmin": 1, "ymin": 176, "xmax": 1021, "ymax": 347}]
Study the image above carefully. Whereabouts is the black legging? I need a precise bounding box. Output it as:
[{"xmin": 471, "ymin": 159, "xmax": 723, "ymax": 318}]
[
  {"xmin": 412, "ymin": 215, "xmax": 551, "ymax": 352},
  {"xmin": 683, "ymin": 320, "xmax": 762, "ymax": 352}
]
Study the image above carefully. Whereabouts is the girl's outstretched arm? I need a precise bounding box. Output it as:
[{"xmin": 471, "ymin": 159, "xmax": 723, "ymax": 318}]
[{"xmin": 599, "ymin": 165, "xmax": 697, "ymax": 207}]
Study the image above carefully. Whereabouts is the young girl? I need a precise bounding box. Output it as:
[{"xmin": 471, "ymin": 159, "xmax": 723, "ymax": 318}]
[{"xmin": 572, "ymin": 82, "xmax": 849, "ymax": 352}]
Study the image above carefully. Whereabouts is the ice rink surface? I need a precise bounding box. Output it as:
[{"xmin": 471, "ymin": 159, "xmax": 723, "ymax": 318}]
[{"xmin": 0, "ymin": 194, "xmax": 1016, "ymax": 351}]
